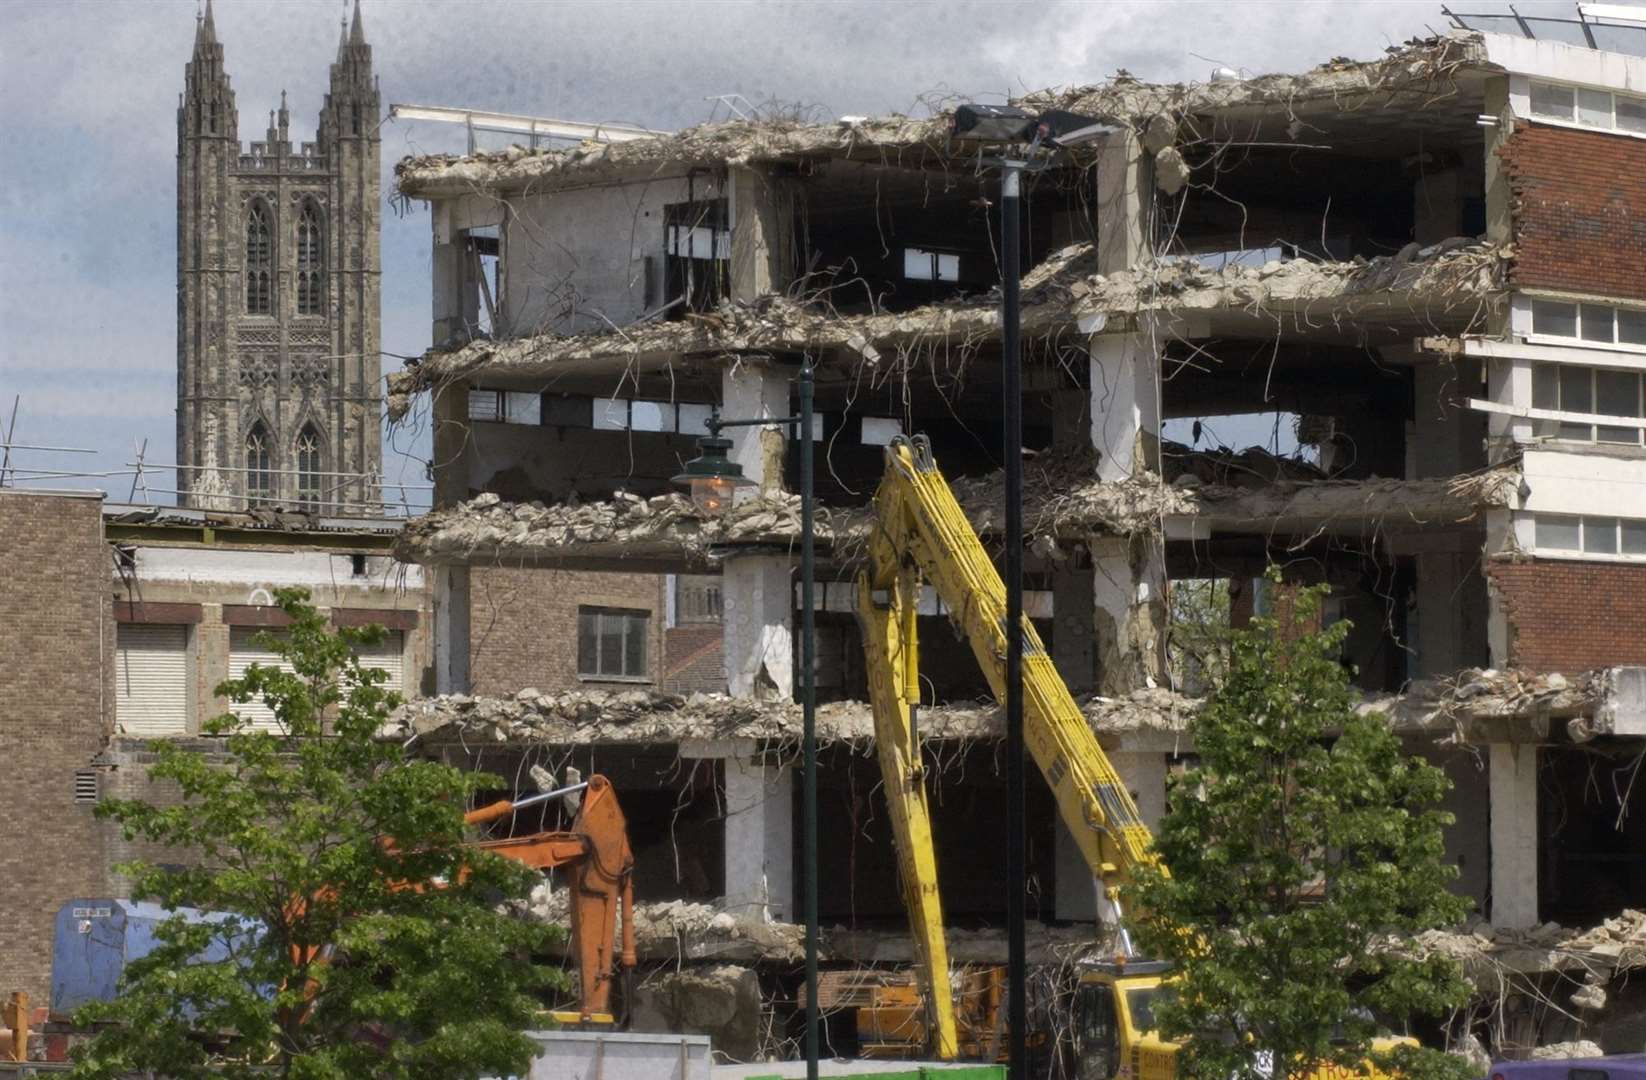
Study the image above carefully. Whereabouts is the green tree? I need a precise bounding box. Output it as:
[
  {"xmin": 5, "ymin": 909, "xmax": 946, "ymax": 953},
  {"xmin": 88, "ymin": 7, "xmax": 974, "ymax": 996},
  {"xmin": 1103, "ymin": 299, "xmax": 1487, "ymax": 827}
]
[
  {"xmin": 1125, "ymin": 574, "xmax": 1473, "ymax": 1080},
  {"xmin": 73, "ymin": 587, "xmax": 559, "ymax": 1080}
]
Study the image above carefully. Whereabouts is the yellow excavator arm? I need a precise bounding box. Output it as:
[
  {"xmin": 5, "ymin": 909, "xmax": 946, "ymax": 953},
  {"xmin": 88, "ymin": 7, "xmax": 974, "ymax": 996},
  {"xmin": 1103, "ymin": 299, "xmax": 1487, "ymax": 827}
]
[{"xmin": 855, "ymin": 435, "xmax": 1160, "ymax": 1059}]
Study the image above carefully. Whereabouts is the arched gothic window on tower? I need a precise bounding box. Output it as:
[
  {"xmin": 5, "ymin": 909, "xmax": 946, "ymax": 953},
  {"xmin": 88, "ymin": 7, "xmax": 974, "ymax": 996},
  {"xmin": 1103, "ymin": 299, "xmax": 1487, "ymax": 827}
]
[
  {"xmin": 246, "ymin": 202, "xmax": 273, "ymax": 315},
  {"xmin": 210, "ymin": 100, "xmax": 219, "ymax": 134},
  {"xmin": 296, "ymin": 425, "xmax": 323, "ymax": 511},
  {"xmin": 246, "ymin": 422, "xmax": 273, "ymax": 507},
  {"xmin": 296, "ymin": 203, "xmax": 324, "ymax": 316}
]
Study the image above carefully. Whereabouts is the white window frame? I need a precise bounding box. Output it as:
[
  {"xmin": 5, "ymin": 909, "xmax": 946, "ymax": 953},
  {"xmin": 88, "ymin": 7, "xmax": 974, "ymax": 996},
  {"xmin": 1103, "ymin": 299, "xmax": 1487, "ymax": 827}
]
[
  {"xmin": 1532, "ymin": 512, "xmax": 1646, "ymax": 561},
  {"xmin": 577, "ymin": 606, "xmax": 651, "ymax": 681},
  {"xmin": 1526, "ymin": 78, "xmax": 1646, "ymax": 139},
  {"xmin": 1527, "ymin": 298, "xmax": 1646, "ymax": 353},
  {"xmin": 1529, "ymin": 361, "xmax": 1646, "ymax": 446}
]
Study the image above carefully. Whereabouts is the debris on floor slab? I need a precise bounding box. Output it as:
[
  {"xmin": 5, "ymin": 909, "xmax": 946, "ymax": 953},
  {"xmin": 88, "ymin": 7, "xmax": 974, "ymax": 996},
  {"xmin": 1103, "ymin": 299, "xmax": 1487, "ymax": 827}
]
[
  {"xmin": 1400, "ymin": 909, "xmax": 1646, "ymax": 983},
  {"xmin": 1529, "ymin": 1040, "xmax": 1605, "ymax": 1060}
]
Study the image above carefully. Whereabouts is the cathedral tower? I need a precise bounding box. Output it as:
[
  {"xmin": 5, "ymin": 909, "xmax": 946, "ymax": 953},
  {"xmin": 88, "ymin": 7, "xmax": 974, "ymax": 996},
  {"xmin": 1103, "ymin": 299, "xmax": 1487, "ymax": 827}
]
[{"xmin": 177, "ymin": 0, "xmax": 381, "ymax": 511}]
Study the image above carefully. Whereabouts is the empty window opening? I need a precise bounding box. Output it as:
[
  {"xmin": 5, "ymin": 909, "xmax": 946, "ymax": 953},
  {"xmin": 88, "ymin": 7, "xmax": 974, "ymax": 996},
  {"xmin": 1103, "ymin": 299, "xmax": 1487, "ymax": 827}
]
[
  {"xmin": 1540, "ymin": 746, "xmax": 1646, "ymax": 925},
  {"xmin": 296, "ymin": 203, "xmax": 324, "ymax": 316},
  {"xmin": 351, "ymin": 553, "xmax": 368, "ymax": 576},
  {"xmin": 245, "ymin": 422, "xmax": 273, "ymax": 506},
  {"xmin": 664, "ymin": 198, "xmax": 729, "ymax": 318},
  {"xmin": 464, "ymin": 227, "xmax": 502, "ymax": 336},
  {"xmin": 245, "ymin": 201, "xmax": 273, "ymax": 315},
  {"xmin": 577, "ymin": 607, "xmax": 649, "ymax": 680}
]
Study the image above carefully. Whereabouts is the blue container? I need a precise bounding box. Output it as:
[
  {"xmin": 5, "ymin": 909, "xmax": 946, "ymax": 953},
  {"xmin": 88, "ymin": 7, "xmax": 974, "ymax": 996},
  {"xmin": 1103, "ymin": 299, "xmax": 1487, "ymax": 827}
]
[{"xmin": 50, "ymin": 898, "xmax": 263, "ymax": 1016}]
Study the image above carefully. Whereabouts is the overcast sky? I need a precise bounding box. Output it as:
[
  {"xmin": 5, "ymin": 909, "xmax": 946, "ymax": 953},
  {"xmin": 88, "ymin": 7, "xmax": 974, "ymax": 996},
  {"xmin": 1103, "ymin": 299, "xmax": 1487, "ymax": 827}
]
[{"xmin": 0, "ymin": 0, "xmax": 1574, "ymax": 506}]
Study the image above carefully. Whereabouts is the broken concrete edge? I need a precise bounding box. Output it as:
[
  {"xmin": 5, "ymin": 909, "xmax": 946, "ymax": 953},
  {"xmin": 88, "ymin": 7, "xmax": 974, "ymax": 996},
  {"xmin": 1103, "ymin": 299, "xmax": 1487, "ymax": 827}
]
[
  {"xmin": 519, "ymin": 889, "xmax": 1641, "ymax": 985},
  {"xmin": 389, "ymin": 461, "xmax": 1522, "ymax": 567},
  {"xmin": 387, "ymin": 665, "xmax": 1612, "ymax": 749},
  {"xmin": 393, "ymin": 33, "xmax": 1490, "ymax": 201},
  {"xmin": 383, "ymin": 240, "xmax": 1505, "ymax": 422}
]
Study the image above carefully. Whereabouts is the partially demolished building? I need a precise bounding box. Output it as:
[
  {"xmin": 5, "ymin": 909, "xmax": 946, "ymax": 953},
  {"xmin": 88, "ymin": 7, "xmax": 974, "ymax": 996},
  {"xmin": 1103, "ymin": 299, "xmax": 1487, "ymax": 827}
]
[{"xmin": 387, "ymin": 24, "xmax": 1646, "ymax": 1053}]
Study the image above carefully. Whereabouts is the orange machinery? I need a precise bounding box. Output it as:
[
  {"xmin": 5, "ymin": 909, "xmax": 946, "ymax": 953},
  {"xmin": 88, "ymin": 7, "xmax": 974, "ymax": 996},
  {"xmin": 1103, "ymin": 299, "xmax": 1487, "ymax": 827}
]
[{"xmin": 463, "ymin": 771, "xmax": 637, "ymax": 1025}]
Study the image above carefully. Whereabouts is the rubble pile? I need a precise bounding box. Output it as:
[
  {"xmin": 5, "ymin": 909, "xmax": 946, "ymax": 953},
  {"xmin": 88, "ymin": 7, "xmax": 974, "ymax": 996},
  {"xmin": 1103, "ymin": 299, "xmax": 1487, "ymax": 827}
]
[
  {"xmin": 519, "ymin": 885, "xmax": 805, "ymax": 963},
  {"xmin": 393, "ymin": 686, "xmax": 1196, "ymax": 746},
  {"xmin": 1404, "ymin": 910, "xmax": 1646, "ymax": 985},
  {"xmin": 395, "ymin": 114, "xmax": 953, "ymax": 200},
  {"xmin": 1366, "ymin": 667, "xmax": 1610, "ymax": 739},
  {"xmin": 386, "ymin": 247, "xmax": 1092, "ymax": 421},
  {"xmin": 1069, "ymin": 240, "xmax": 1507, "ymax": 330}
]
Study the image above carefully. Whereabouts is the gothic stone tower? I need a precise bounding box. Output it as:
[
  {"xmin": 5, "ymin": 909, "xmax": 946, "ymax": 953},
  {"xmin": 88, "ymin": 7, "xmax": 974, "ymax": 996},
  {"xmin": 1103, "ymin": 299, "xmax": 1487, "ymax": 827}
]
[{"xmin": 177, "ymin": 0, "xmax": 381, "ymax": 511}]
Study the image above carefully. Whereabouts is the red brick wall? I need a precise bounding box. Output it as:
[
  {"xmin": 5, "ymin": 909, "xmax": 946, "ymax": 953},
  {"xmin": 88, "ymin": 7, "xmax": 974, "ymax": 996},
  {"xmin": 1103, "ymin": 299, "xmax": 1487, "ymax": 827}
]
[
  {"xmin": 0, "ymin": 492, "xmax": 111, "ymax": 1002},
  {"xmin": 1500, "ymin": 122, "xmax": 1646, "ymax": 302},
  {"xmin": 469, "ymin": 567, "xmax": 666, "ymax": 695},
  {"xmin": 1487, "ymin": 557, "xmax": 1646, "ymax": 672},
  {"xmin": 662, "ymin": 625, "xmax": 725, "ymax": 695}
]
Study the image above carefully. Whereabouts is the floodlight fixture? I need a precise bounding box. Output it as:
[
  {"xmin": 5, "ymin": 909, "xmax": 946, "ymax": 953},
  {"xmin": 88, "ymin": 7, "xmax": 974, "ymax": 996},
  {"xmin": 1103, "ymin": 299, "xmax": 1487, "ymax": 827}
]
[
  {"xmin": 951, "ymin": 103, "xmax": 1036, "ymax": 143},
  {"xmin": 1032, "ymin": 109, "xmax": 1119, "ymax": 148}
]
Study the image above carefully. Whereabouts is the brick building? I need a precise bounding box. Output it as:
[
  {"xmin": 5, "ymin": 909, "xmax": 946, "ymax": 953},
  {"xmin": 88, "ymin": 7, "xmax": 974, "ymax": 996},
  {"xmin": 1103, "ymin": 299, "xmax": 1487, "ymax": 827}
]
[{"xmin": 383, "ymin": 18, "xmax": 1646, "ymax": 1055}]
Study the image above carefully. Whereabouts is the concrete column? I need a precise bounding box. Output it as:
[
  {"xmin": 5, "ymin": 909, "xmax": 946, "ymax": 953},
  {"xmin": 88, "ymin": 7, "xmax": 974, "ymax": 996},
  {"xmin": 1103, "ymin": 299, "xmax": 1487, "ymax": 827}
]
[
  {"xmin": 433, "ymin": 564, "xmax": 471, "ymax": 696},
  {"xmin": 1054, "ymin": 749, "xmax": 1168, "ymax": 921},
  {"xmin": 431, "ymin": 201, "xmax": 479, "ymax": 346},
  {"xmin": 722, "ymin": 755, "xmax": 794, "ymax": 921},
  {"xmin": 721, "ymin": 554, "xmax": 793, "ymax": 701},
  {"xmin": 194, "ymin": 603, "xmax": 230, "ymax": 732},
  {"xmin": 1489, "ymin": 742, "xmax": 1539, "ymax": 929},
  {"xmin": 1090, "ymin": 331, "xmax": 1161, "ymax": 482},
  {"xmin": 430, "ymin": 376, "xmax": 476, "ymax": 509},
  {"xmin": 1096, "ymin": 129, "xmax": 1146, "ymax": 275},
  {"xmin": 720, "ymin": 362, "xmax": 789, "ymax": 498},
  {"xmin": 1092, "ymin": 535, "xmax": 1166, "ymax": 694},
  {"xmin": 729, "ymin": 165, "xmax": 792, "ymax": 301}
]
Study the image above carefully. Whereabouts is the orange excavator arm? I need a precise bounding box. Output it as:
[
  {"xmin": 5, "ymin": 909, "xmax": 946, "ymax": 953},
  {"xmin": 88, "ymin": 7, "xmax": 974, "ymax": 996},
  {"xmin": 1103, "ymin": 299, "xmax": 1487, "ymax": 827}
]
[
  {"xmin": 467, "ymin": 773, "xmax": 637, "ymax": 1023},
  {"xmin": 288, "ymin": 772, "xmax": 637, "ymax": 1028}
]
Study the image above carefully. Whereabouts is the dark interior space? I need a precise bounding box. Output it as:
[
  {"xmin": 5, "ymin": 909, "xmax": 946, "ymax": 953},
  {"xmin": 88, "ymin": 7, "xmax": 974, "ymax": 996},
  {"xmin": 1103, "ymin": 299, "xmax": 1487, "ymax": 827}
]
[
  {"xmin": 792, "ymin": 159, "xmax": 1092, "ymax": 314},
  {"xmin": 807, "ymin": 608, "xmax": 1056, "ymax": 707},
  {"xmin": 461, "ymin": 746, "xmax": 725, "ymax": 903},
  {"xmin": 1159, "ymin": 339, "xmax": 1413, "ymax": 479},
  {"xmin": 808, "ymin": 744, "xmax": 1061, "ymax": 927},
  {"xmin": 1161, "ymin": 143, "xmax": 1483, "ymax": 261},
  {"xmin": 1165, "ymin": 538, "xmax": 1414, "ymax": 693},
  {"xmin": 1539, "ymin": 742, "xmax": 1646, "ymax": 925}
]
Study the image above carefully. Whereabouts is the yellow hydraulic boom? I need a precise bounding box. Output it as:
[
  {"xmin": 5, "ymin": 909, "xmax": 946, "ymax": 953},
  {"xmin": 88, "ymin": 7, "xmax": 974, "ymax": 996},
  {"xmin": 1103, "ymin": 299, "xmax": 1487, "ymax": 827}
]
[{"xmin": 855, "ymin": 435, "xmax": 1158, "ymax": 1059}]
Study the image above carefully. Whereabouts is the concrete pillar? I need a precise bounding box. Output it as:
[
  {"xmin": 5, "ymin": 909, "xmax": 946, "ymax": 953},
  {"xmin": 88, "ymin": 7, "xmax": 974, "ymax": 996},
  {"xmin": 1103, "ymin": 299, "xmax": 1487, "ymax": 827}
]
[
  {"xmin": 722, "ymin": 755, "xmax": 795, "ymax": 921},
  {"xmin": 720, "ymin": 362, "xmax": 789, "ymax": 498},
  {"xmin": 1489, "ymin": 742, "xmax": 1539, "ymax": 929},
  {"xmin": 729, "ymin": 165, "xmax": 792, "ymax": 301},
  {"xmin": 430, "ymin": 378, "xmax": 476, "ymax": 508},
  {"xmin": 433, "ymin": 564, "xmax": 471, "ymax": 696},
  {"xmin": 721, "ymin": 555, "xmax": 793, "ymax": 701},
  {"xmin": 431, "ymin": 201, "xmax": 480, "ymax": 346},
  {"xmin": 1054, "ymin": 749, "xmax": 1168, "ymax": 921},
  {"xmin": 1092, "ymin": 535, "xmax": 1166, "ymax": 694},
  {"xmin": 194, "ymin": 603, "xmax": 230, "ymax": 732},
  {"xmin": 1096, "ymin": 129, "xmax": 1146, "ymax": 275},
  {"xmin": 1090, "ymin": 331, "xmax": 1161, "ymax": 482}
]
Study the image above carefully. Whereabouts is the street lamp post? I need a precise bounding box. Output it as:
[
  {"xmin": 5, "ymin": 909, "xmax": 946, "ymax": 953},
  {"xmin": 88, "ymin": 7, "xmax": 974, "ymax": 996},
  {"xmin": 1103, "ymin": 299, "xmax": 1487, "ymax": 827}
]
[
  {"xmin": 673, "ymin": 359, "xmax": 819, "ymax": 1080},
  {"xmin": 951, "ymin": 103, "xmax": 1114, "ymax": 1080}
]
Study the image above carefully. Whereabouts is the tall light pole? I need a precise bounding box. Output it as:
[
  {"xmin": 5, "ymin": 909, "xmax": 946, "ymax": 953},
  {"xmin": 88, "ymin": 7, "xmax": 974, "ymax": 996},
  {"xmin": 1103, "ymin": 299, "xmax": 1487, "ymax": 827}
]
[
  {"xmin": 952, "ymin": 103, "xmax": 1113, "ymax": 1080},
  {"xmin": 673, "ymin": 358, "xmax": 819, "ymax": 1079}
]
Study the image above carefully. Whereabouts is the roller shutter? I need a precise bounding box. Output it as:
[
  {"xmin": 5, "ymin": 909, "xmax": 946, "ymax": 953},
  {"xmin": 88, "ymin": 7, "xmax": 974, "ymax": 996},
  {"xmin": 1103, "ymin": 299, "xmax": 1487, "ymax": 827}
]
[
  {"xmin": 355, "ymin": 630, "xmax": 405, "ymax": 695},
  {"xmin": 115, "ymin": 624, "xmax": 188, "ymax": 736},
  {"xmin": 227, "ymin": 626, "xmax": 294, "ymax": 732}
]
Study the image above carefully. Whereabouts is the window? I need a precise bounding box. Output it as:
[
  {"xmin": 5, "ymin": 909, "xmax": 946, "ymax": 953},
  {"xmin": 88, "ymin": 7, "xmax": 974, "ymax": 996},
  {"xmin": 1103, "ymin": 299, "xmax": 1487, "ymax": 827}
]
[
  {"xmin": 245, "ymin": 422, "xmax": 273, "ymax": 506},
  {"xmin": 296, "ymin": 203, "xmax": 324, "ymax": 316},
  {"xmin": 296, "ymin": 425, "xmax": 322, "ymax": 510},
  {"xmin": 577, "ymin": 607, "xmax": 649, "ymax": 679},
  {"xmin": 675, "ymin": 575, "xmax": 723, "ymax": 624},
  {"xmin": 663, "ymin": 198, "xmax": 729, "ymax": 317},
  {"xmin": 1529, "ymin": 79, "xmax": 1646, "ymax": 135},
  {"xmin": 467, "ymin": 388, "xmax": 540, "ymax": 425},
  {"xmin": 245, "ymin": 202, "xmax": 273, "ymax": 315},
  {"xmin": 1530, "ymin": 362, "xmax": 1645, "ymax": 444},
  {"xmin": 1537, "ymin": 514, "xmax": 1646, "ymax": 556},
  {"xmin": 903, "ymin": 247, "xmax": 960, "ymax": 282}
]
